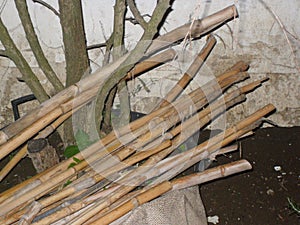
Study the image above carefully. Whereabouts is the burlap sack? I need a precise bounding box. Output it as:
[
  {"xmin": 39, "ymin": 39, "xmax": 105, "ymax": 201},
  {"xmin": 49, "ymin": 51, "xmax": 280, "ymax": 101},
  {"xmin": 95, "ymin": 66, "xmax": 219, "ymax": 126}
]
[{"xmin": 111, "ymin": 186, "xmax": 207, "ymax": 225}]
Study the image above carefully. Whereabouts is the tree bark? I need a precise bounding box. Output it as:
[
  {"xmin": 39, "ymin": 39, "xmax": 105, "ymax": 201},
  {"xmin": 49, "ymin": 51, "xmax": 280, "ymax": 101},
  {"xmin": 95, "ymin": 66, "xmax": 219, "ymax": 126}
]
[
  {"xmin": 0, "ymin": 19, "xmax": 49, "ymax": 102},
  {"xmin": 14, "ymin": 0, "xmax": 64, "ymax": 94},
  {"xmin": 59, "ymin": 0, "xmax": 90, "ymax": 144},
  {"xmin": 95, "ymin": 0, "xmax": 172, "ymax": 136}
]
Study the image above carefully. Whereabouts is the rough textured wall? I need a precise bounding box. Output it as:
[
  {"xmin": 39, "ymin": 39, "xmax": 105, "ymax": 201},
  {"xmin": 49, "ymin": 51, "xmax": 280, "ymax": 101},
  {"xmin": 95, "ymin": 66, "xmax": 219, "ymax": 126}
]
[{"xmin": 0, "ymin": 0, "xmax": 299, "ymax": 129}]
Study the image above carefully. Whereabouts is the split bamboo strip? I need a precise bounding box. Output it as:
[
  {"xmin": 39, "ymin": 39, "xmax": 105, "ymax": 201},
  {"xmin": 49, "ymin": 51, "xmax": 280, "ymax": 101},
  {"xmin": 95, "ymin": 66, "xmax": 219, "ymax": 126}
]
[
  {"xmin": 87, "ymin": 160, "xmax": 251, "ymax": 225},
  {"xmin": 158, "ymin": 34, "xmax": 216, "ymax": 108}
]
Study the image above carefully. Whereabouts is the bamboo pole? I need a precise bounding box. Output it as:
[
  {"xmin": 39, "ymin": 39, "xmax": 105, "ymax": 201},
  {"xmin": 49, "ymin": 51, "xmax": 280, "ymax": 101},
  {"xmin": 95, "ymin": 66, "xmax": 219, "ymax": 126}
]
[{"xmin": 147, "ymin": 5, "xmax": 238, "ymax": 53}]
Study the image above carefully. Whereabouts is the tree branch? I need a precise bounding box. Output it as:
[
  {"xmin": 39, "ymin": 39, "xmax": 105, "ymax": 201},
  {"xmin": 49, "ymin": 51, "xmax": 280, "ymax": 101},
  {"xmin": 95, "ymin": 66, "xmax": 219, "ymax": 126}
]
[
  {"xmin": 87, "ymin": 43, "xmax": 106, "ymax": 50},
  {"xmin": 0, "ymin": 49, "xmax": 9, "ymax": 57},
  {"xmin": 100, "ymin": 0, "xmax": 128, "ymax": 134},
  {"xmin": 127, "ymin": 0, "xmax": 147, "ymax": 29},
  {"xmin": 32, "ymin": 0, "xmax": 59, "ymax": 16},
  {"xmin": 95, "ymin": 0, "xmax": 172, "ymax": 135},
  {"xmin": 15, "ymin": 0, "xmax": 64, "ymax": 93},
  {"xmin": 0, "ymin": 17, "xmax": 49, "ymax": 102}
]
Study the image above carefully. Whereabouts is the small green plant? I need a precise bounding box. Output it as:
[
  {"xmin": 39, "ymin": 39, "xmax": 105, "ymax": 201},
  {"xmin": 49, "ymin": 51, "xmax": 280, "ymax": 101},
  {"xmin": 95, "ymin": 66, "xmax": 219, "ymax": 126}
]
[
  {"xmin": 287, "ymin": 197, "xmax": 300, "ymax": 215},
  {"xmin": 63, "ymin": 129, "xmax": 96, "ymax": 159},
  {"xmin": 62, "ymin": 129, "xmax": 95, "ymax": 188}
]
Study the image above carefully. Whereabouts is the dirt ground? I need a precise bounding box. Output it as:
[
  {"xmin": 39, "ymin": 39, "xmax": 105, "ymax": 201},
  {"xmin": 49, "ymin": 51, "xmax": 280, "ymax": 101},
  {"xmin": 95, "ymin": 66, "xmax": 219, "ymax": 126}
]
[
  {"xmin": 200, "ymin": 126, "xmax": 300, "ymax": 225},
  {"xmin": 0, "ymin": 127, "xmax": 299, "ymax": 224}
]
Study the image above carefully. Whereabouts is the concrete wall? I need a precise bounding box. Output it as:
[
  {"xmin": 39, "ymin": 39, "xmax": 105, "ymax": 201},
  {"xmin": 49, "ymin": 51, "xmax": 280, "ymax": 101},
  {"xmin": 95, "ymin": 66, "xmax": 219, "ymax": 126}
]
[{"xmin": 0, "ymin": 0, "xmax": 299, "ymax": 128}]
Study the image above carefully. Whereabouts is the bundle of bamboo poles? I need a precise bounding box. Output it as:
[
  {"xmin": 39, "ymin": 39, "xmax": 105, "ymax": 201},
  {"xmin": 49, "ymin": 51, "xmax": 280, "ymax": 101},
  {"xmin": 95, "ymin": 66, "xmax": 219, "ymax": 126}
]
[{"xmin": 0, "ymin": 5, "xmax": 276, "ymax": 225}]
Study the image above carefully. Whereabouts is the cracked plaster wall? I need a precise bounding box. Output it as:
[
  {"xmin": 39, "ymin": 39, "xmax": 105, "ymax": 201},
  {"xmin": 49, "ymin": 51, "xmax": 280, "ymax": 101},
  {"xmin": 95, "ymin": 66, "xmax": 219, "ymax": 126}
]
[{"xmin": 0, "ymin": 0, "xmax": 299, "ymax": 129}]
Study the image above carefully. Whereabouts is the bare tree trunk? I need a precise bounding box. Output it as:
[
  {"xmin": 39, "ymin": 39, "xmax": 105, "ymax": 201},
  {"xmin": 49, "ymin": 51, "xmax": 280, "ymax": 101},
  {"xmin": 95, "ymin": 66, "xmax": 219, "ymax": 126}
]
[{"xmin": 59, "ymin": 0, "xmax": 90, "ymax": 145}]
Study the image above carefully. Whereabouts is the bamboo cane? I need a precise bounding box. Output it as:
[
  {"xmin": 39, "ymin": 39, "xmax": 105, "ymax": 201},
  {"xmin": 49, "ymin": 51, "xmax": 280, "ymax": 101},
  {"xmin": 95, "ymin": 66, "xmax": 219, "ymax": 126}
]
[
  {"xmin": 0, "ymin": 107, "xmax": 63, "ymax": 161},
  {"xmin": 0, "ymin": 48, "xmax": 175, "ymax": 147},
  {"xmin": 2, "ymin": 103, "xmax": 274, "ymax": 224},
  {"xmin": 0, "ymin": 61, "xmax": 251, "ymax": 221},
  {"xmin": 0, "ymin": 4, "xmax": 239, "ymax": 147},
  {"xmin": 0, "ymin": 110, "xmax": 73, "ymax": 182},
  {"xmin": 157, "ymin": 34, "xmax": 216, "ymax": 108},
  {"xmin": 22, "ymin": 92, "xmax": 235, "ymax": 224},
  {"xmin": 87, "ymin": 159, "xmax": 251, "ymax": 225},
  {"xmin": 147, "ymin": 5, "xmax": 238, "ymax": 53},
  {"xmin": 68, "ymin": 104, "xmax": 272, "ymax": 224}
]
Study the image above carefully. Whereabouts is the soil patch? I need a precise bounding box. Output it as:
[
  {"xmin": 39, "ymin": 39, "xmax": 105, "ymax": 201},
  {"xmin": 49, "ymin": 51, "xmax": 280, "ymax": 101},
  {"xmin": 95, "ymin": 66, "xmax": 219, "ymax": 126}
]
[{"xmin": 200, "ymin": 126, "xmax": 300, "ymax": 225}]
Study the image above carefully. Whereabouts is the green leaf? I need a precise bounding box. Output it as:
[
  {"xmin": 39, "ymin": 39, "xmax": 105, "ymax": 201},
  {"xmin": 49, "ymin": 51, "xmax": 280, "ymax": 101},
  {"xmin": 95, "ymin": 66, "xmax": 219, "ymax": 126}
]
[
  {"xmin": 63, "ymin": 180, "xmax": 72, "ymax": 188},
  {"xmin": 67, "ymin": 162, "xmax": 77, "ymax": 169},
  {"xmin": 73, "ymin": 157, "xmax": 82, "ymax": 164},
  {"xmin": 64, "ymin": 145, "xmax": 80, "ymax": 158}
]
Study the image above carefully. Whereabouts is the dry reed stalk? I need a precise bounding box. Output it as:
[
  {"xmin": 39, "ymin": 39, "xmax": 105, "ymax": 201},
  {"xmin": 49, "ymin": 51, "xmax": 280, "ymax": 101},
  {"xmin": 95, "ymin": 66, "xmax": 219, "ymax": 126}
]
[{"xmin": 157, "ymin": 34, "xmax": 216, "ymax": 108}]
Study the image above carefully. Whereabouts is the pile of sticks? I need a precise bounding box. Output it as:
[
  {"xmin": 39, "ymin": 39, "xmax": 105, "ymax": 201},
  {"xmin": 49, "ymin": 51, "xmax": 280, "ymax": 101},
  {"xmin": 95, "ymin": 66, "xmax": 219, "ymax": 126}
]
[{"xmin": 0, "ymin": 5, "xmax": 275, "ymax": 225}]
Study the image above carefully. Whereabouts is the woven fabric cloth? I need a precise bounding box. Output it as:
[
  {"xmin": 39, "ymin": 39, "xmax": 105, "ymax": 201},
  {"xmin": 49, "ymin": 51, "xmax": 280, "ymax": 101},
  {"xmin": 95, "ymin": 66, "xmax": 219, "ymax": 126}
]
[{"xmin": 111, "ymin": 186, "xmax": 207, "ymax": 225}]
